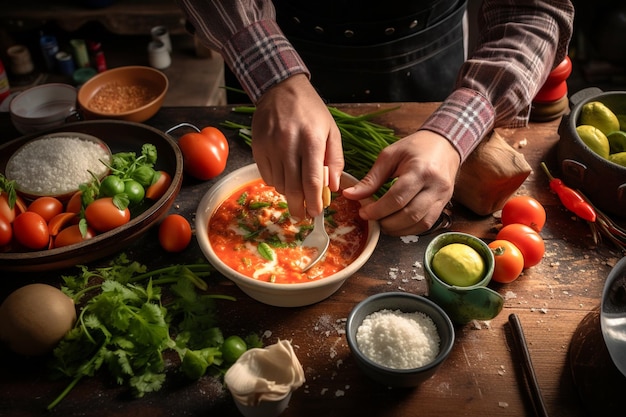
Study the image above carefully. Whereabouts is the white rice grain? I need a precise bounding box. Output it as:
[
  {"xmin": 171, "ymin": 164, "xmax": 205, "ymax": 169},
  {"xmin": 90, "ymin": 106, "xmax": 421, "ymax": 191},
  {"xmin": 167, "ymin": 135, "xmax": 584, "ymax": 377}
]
[{"xmin": 6, "ymin": 136, "xmax": 110, "ymax": 196}]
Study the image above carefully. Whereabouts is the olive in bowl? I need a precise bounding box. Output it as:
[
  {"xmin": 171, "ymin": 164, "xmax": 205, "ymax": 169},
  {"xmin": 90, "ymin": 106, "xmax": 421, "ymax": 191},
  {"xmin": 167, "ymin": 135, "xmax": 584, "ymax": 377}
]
[{"xmin": 345, "ymin": 292, "xmax": 455, "ymax": 388}]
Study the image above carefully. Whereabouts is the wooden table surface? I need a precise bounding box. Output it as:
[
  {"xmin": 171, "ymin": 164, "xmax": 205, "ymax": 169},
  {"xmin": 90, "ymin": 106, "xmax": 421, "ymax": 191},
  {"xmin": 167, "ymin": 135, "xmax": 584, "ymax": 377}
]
[{"xmin": 1, "ymin": 103, "xmax": 624, "ymax": 417}]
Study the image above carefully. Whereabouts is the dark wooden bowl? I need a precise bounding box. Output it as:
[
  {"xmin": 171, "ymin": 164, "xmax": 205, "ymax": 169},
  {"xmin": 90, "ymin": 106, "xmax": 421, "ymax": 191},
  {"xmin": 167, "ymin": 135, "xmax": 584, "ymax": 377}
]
[{"xmin": 0, "ymin": 120, "xmax": 183, "ymax": 272}]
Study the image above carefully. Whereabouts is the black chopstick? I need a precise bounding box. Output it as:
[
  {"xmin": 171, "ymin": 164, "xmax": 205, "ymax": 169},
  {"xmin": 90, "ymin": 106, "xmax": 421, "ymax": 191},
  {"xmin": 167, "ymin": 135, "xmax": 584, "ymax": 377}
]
[{"xmin": 508, "ymin": 313, "xmax": 549, "ymax": 417}]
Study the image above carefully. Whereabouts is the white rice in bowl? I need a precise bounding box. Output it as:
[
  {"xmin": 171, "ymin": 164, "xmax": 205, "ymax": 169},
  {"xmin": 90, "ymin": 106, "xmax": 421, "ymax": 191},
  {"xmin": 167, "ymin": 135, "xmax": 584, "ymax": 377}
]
[{"xmin": 5, "ymin": 135, "xmax": 111, "ymax": 197}]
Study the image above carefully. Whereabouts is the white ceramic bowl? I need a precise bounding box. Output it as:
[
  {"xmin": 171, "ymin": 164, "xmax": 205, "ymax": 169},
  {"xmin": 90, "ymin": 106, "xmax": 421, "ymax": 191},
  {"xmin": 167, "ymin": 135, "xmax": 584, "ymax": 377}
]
[
  {"xmin": 195, "ymin": 164, "xmax": 380, "ymax": 307},
  {"xmin": 10, "ymin": 83, "xmax": 78, "ymax": 135}
]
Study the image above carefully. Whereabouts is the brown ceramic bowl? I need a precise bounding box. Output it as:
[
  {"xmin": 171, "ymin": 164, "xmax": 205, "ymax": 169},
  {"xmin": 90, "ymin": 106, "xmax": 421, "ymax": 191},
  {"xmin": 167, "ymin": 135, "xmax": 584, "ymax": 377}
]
[
  {"xmin": 77, "ymin": 66, "xmax": 168, "ymax": 123},
  {"xmin": 0, "ymin": 120, "xmax": 183, "ymax": 272},
  {"xmin": 556, "ymin": 88, "xmax": 626, "ymax": 217}
]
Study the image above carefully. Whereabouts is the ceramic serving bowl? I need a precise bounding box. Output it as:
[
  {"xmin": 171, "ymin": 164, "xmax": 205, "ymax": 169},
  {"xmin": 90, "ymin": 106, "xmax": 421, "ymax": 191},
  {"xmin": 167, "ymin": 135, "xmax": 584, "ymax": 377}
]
[
  {"xmin": 556, "ymin": 87, "xmax": 626, "ymax": 217},
  {"xmin": 77, "ymin": 66, "xmax": 168, "ymax": 123},
  {"xmin": 9, "ymin": 83, "xmax": 79, "ymax": 135},
  {"xmin": 0, "ymin": 120, "xmax": 183, "ymax": 272},
  {"xmin": 195, "ymin": 164, "xmax": 380, "ymax": 307},
  {"xmin": 345, "ymin": 292, "xmax": 455, "ymax": 387},
  {"xmin": 423, "ymin": 232, "xmax": 503, "ymax": 324}
]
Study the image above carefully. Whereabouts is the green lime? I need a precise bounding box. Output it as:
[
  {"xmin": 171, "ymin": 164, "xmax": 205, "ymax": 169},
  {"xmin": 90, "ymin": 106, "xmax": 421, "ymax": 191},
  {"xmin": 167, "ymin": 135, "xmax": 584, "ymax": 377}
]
[
  {"xmin": 576, "ymin": 125, "xmax": 610, "ymax": 159},
  {"xmin": 580, "ymin": 101, "xmax": 620, "ymax": 135},
  {"xmin": 607, "ymin": 131, "xmax": 626, "ymax": 154},
  {"xmin": 432, "ymin": 243, "xmax": 486, "ymax": 287},
  {"xmin": 609, "ymin": 152, "xmax": 626, "ymax": 168},
  {"xmin": 617, "ymin": 114, "xmax": 626, "ymax": 131}
]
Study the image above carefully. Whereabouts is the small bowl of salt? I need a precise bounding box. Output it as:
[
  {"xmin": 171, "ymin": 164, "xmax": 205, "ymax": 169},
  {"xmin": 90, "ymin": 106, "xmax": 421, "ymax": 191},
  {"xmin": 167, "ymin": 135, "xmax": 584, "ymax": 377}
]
[{"xmin": 346, "ymin": 292, "xmax": 455, "ymax": 388}]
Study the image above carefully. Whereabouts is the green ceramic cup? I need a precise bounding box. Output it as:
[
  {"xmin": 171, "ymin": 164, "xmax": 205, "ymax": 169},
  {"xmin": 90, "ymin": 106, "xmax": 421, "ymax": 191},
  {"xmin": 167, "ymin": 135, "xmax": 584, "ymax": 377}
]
[{"xmin": 424, "ymin": 232, "xmax": 504, "ymax": 324}]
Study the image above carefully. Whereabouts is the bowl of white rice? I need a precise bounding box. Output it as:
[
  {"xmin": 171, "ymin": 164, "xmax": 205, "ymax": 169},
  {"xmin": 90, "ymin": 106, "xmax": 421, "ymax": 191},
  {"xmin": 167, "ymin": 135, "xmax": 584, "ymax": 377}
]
[
  {"xmin": 5, "ymin": 132, "xmax": 111, "ymax": 201},
  {"xmin": 346, "ymin": 292, "xmax": 455, "ymax": 387}
]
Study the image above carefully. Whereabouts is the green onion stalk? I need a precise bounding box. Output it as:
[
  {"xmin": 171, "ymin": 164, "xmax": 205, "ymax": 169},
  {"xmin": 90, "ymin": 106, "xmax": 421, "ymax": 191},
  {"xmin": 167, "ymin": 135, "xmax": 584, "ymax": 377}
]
[{"xmin": 222, "ymin": 105, "xmax": 401, "ymax": 198}]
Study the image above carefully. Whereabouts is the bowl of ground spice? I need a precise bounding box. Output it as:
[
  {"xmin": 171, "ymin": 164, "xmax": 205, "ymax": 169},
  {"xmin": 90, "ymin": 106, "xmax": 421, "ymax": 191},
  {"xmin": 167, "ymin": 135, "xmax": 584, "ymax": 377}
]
[
  {"xmin": 77, "ymin": 66, "xmax": 168, "ymax": 123},
  {"xmin": 346, "ymin": 292, "xmax": 455, "ymax": 387}
]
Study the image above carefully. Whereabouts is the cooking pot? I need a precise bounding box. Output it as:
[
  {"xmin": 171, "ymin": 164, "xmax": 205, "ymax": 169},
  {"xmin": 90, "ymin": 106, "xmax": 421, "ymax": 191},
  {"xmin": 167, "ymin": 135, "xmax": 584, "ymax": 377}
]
[{"xmin": 556, "ymin": 87, "xmax": 626, "ymax": 218}]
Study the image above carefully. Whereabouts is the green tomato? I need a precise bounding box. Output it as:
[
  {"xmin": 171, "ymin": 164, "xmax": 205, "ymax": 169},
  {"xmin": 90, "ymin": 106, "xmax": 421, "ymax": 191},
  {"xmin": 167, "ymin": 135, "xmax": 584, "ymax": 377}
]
[
  {"xmin": 99, "ymin": 175, "xmax": 125, "ymax": 197},
  {"xmin": 124, "ymin": 180, "xmax": 145, "ymax": 206},
  {"xmin": 221, "ymin": 335, "xmax": 247, "ymax": 364}
]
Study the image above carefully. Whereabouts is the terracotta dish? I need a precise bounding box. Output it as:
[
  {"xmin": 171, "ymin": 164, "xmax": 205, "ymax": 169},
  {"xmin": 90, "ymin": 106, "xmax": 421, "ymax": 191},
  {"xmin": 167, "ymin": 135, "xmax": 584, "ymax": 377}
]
[
  {"xmin": 77, "ymin": 66, "xmax": 168, "ymax": 123},
  {"xmin": 0, "ymin": 120, "xmax": 183, "ymax": 272}
]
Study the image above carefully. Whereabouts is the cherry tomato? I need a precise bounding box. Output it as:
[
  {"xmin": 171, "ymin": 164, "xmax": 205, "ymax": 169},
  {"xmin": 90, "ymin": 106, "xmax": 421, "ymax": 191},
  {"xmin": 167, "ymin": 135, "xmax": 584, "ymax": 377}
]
[
  {"xmin": 158, "ymin": 214, "xmax": 192, "ymax": 252},
  {"xmin": 124, "ymin": 180, "xmax": 145, "ymax": 206},
  {"xmin": 0, "ymin": 192, "xmax": 16, "ymax": 223},
  {"xmin": 221, "ymin": 335, "xmax": 247, "ymax": 364},
  {"xmin": 48, "ymin": 212, "xmax": 78, "ymax": 236},
  {"xmin": 496, "ymin": 224, "xmax": 545, "ymax": 268},
  {"xmin": 84, "ymin": 197, "xmax": 131, "ymax": 233},
  {"xmin": 99, "ymin": 175, "xmax": 125, "ymax": 198},
  {"xmin": 54, "ymin": 224, "xmax": 95, "ymax": 248},
  {"xmin": 501, "ymin": 196, "xmax": 546, "ymax": 232},
  {"xmin": 145, "ymin": 171, "xmax": 172, "ymax": 200},
  {"xmin": 66, "ymin": 191, "xmax": 83, "ymax": 214},
  {"xmin": 0, "ymin": 214, "xmax": 12, "ymax": 246},
  {"xmin": 27, "ymin": 196, "xmax": 64, "ymax": 223},
  {"xmin": 13, "ymin": 211, "xmax": 50, "ymax": 250},
  {"xmin": 178, "ymin": 127, "xmax": 229, "ymax": 180},
  {"xmin": 488, "ymin": 240, "xmax": 525, "ymax": 283}
]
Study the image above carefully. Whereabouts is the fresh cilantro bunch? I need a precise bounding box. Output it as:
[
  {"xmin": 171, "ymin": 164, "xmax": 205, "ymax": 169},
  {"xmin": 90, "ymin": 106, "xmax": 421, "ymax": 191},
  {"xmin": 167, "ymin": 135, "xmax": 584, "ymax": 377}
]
[{"xmin": 47, "ymin": 254, "xmax": 255, "ymax": 410}]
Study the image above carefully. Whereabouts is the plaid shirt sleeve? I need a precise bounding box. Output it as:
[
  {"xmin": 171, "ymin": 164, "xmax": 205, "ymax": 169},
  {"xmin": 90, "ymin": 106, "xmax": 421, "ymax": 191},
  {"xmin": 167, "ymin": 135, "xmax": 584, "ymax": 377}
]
[
  {"xmin": 421, "ymin": 0, "xmax": 574, "ymax": 161},
  {"xmin": 176, "ymin": 0, "xmax": 309, "ymax": 103}
]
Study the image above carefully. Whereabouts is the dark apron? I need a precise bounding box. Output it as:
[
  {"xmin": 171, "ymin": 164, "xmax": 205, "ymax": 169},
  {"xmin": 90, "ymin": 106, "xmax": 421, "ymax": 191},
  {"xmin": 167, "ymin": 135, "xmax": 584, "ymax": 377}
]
[{"xmin": 226, "ymin": 0, "xmax": 467, "ymax": 103}]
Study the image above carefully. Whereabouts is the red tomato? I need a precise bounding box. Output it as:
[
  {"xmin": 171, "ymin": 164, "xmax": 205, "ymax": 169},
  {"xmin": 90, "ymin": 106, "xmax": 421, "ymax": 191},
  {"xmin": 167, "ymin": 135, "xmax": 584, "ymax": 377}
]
[
  {"xmin": 0, "ymin": 214, "xmax": 12, "ymax": 246},
  {"xmin": 0, "ymin": 192, "xmax": 16, "ymax": 223},
  {"xmin": 54, "ymin": 224, "xmax": 95, "ymax": 248},
  {"xmin": 145, "ymin": 170, "xmax": 172, "ymax": 200},
  {"xmin": 178, "ymin": 127, "xmax": 229, "ymax": 180},
  {"xmin": 66, "ymin": 191, "xmax": 83, "ymax": 214},
  {"xmin": 496, "ymin": 224, "xmax": 545, "ymax": 268},
  {"xmin": 28, "ymin": 196, "xmax": 64, "ymax": 223},
  {"xmin": 12, "ymin": 211, "xmax": 50, "ymax": 250},
  {"xmin": 158, "ymin": 214, "xmax": 192, "ymax": 252},
  {"xmin": 488, "ymin": 240, "xmax": 525, "ymax": 283},
  {"xmin": 84, "ymin": 197, "xmax": 131, "ymax": 233},
  {"xmin": 501, "ymin": 196, "xmax": 546, "ymax": 232},
  {"xmin": 48, "ymin": 212, "xmax": 78, "ymax": 236}
]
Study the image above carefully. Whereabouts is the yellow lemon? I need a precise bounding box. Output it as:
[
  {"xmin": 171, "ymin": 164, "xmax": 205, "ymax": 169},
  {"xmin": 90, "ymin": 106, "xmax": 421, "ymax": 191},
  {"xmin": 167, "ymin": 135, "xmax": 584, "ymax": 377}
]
[
  {"xmin": 609, "ymin": 152, "xmax": 626, "ymax": 168},
  {"xmin": 432, "ymin": 243, "xmax": 485, "ymax": 287},
  {"xmin": 580, "ymin": 101, "xmax": 620, "ymax": 135},
  {"xmin": 607, "ymin": 130, "xmax": 626, "ymax": 154},
  {"xmin": 576, "ymin": 125, "xmax": 610, "ymax": 159}
]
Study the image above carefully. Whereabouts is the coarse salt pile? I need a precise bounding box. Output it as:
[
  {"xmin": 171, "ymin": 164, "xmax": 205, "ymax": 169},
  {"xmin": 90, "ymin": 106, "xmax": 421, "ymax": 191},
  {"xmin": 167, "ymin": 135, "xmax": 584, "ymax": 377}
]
[
  {"xmin": 356, "ymin": 309, "xmax": 440, "ymax": 369},
  {"xmin": 6, "ymin": 136, "xmax": 110, "ymax": 196}
]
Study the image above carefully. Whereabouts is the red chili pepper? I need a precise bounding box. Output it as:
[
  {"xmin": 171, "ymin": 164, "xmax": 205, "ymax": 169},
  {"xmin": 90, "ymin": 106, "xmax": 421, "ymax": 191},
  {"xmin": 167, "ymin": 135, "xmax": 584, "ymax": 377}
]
[{"xmin": 540, "ymin": 163, "xmax": 596, "ymax": 222}]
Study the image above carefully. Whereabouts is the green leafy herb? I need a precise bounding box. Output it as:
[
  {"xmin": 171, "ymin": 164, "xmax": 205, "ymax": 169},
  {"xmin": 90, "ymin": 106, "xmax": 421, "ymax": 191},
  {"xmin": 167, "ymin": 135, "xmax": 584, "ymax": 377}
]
[
  {"xmin": 47, "ymin": 254, "xmax": 251, "ymax": 410},
  {"xmin": 257, "ymin": 242, "xmax": 275, "ymax": 261},
  {"xmin": 0, "ymin": 174, "xmax": 17, "ymax": 208}
]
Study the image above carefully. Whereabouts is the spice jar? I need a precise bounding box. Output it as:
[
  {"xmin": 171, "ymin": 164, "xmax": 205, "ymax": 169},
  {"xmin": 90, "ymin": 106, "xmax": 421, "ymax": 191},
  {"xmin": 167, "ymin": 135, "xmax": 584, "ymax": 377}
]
[
  {"xmin": 147, "ymin": 40, "xmax": 171, "ymax": 69},
  {"xmin": 7, "ymin": 45, "xmax": 34, "ymax": 75}
]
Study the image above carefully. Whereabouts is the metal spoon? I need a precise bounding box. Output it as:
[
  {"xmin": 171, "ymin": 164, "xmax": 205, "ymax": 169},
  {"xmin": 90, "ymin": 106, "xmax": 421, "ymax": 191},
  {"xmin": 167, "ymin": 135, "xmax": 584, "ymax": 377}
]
[
  {"xmin": 301, "ymin": 168, "xmax": 331, "ymax": 272},
  {"xmin": 600, "ymin": 256, "xmax": 626, "ymax": 377}
]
